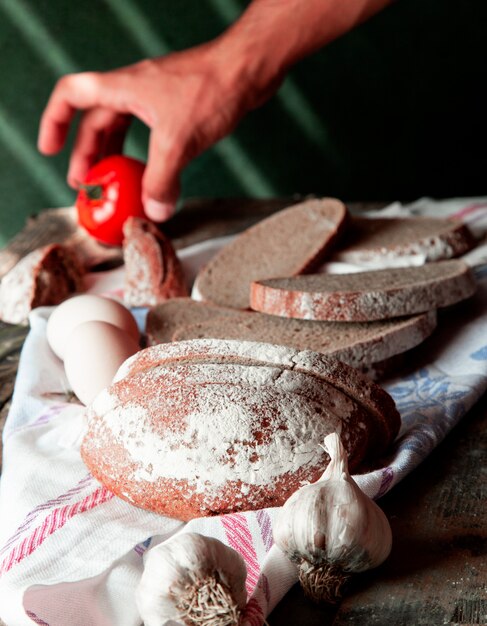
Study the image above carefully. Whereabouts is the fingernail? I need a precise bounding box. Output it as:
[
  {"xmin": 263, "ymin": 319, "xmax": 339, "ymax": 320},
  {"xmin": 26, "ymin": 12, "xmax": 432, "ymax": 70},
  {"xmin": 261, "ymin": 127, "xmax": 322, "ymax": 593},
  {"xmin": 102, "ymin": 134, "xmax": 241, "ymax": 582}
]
[{"xmin": 144, "ymin": 199, "xmax": 176, "ymax": 222}]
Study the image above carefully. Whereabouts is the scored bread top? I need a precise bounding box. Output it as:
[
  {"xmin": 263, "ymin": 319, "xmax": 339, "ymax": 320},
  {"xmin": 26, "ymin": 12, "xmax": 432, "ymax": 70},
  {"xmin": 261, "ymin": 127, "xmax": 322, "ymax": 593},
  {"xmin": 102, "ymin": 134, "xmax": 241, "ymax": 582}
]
[
  {"xmin": 118, "ymin": 338, "xmax": 401, "ymax": 454},
  {"xmin": 331, "ymin": 216, "xmax": 475, "ymax": 267},
  {"xmin": 250, "ymin": 259, "xmax": 477, "ymax": 322},
  {"xmin": 192, "ymin": 198, "xmax": 348, "ymax": 309}
]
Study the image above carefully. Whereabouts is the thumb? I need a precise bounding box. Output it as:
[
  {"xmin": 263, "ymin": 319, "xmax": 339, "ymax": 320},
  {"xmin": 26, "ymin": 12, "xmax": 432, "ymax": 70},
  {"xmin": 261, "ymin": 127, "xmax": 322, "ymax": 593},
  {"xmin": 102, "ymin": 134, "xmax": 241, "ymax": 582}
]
[{"xmin": 142, "ymin": 130, "xmax": 183, "ymax": 222}]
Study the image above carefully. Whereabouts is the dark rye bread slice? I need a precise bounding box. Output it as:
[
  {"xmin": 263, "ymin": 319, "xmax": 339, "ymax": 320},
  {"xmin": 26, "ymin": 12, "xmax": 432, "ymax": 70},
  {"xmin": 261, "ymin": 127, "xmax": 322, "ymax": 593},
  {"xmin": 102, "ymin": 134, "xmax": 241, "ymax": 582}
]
[
  {"xmin": 331, "ymin": 216, "xmax": 476, "ymax": 267},
  {"xmin": 145, "ymin": 297, "xmax": 236, "ymax": 345},
  {"xmin": 119, "ymin": 338, "xmax": 401, "ymax": 455},
  {"xmin": 145, "ymin": 298, "xmax": 436, "ymax": 378},
  {"xmin": 192, "ymin": 198, "xmax": 348, "ymax": 309},
  {"xmin": 123, "ymin": 217, "xmax": 188, "ymax": 307},
  {"xmin": 81, "ymin": 359, "xmax": 374, "ymax": 519},
  {"xmin": 0, "ymin": 243, "xmax": 85, "ymax": 325},
  {"xmin": 145, "ymin": 299, "xmax": 418, "ymax": 373},
  {"xmin": 171, "ymin": 307, "xmax": 437, "ymax": 370},
  {"xmin": 250, "ymin": 260, "xmax": 477, "ymax": 322}
]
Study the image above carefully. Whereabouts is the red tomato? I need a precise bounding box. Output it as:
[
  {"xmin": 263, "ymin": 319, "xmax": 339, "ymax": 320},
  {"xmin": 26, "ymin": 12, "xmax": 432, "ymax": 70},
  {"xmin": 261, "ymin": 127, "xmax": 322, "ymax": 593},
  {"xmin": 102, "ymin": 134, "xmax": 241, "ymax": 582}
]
[{"xmin": 75, "ymin": 155, "xmax": 146, "ymax": 246}]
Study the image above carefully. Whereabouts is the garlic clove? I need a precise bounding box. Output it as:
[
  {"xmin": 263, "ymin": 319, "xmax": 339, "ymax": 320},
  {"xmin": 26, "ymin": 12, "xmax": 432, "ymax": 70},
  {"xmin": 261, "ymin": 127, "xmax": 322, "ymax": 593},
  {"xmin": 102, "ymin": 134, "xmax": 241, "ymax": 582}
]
[
  {"xmin": 135, "ymin": 532, "xmax": 247, "ymax": 626},
  {"xmin": 273, "ymin": 432, "xmax": 392, "ymax": 604}
]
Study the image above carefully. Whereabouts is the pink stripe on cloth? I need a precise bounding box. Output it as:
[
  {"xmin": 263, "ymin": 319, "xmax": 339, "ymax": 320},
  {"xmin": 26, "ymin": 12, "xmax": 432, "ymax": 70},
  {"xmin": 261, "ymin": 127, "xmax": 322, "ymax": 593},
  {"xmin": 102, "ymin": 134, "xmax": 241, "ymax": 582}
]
[
  {"xmin": 26, "ymin": 526, "xmax": 41, "ymax": 559},
  {"xmin": 221, "ymin": 513, "xmax": 261, "ymax": 595},
  {"xmin": 6, "ymin": 404, "xmax": 70, "ymax": 439},
  {"xmin": 0, "ymin": 474, "xmax": 93, "ymax": 556},
  {"xmin": 0, "ymin": 485, "xmax": 114, "ymax": 577},
  {"xmin": 451, "ymin": 201, "xmax": 487, "ymax": 220},
  {"xmin": 25, "ymin": 610, "xmax": 51, "ymax": 626}
]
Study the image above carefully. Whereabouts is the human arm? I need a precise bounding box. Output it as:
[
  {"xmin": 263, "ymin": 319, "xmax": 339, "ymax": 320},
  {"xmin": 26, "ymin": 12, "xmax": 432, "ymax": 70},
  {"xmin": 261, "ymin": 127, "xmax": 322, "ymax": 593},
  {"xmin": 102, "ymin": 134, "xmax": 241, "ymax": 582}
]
[{"xmin": 38, "ymin": 0, "xmax": 392, "ymax": 222}]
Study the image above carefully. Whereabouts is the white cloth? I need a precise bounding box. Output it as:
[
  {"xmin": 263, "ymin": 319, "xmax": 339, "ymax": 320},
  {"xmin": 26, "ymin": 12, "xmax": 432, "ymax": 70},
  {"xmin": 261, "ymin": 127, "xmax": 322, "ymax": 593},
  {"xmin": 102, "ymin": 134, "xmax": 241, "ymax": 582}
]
[{"xmin": 0, "ymin": 197, "xmax": 486, "ymax": 626}]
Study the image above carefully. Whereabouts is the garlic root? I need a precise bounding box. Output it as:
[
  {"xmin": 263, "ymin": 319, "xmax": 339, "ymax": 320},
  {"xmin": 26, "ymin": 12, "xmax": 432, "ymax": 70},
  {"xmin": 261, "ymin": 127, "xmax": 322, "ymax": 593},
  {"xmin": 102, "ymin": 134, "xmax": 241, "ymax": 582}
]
[
  {"xmin": 298, "ymin": 560, "xmax": 351, "ymax": 604},
  {"xmin": 174, "ymin": 571, "xmax": 241, "ymax": 625}
]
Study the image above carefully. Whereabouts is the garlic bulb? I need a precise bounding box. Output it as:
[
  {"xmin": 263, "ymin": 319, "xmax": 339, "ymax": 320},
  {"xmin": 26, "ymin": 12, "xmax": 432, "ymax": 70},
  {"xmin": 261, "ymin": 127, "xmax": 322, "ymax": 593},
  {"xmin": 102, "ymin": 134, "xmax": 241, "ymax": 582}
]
[
  {"xmin": 273, "ymin": 432, "xmax": 392, "ymax": 603},
  {"xmin": 135, "ymin": 532, "xmax": 247, "ymax": 626}
]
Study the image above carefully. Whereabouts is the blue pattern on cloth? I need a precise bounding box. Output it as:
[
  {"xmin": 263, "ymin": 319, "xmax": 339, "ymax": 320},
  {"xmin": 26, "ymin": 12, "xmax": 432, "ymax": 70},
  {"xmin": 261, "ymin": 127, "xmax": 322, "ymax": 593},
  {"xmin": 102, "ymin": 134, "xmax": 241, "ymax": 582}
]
[
  {"xmin": 471, "ymin": 345, "xmax": 487, "ymax": 361},
  {"xmin": 354, "ymin": 261, "xmax": 487, "ymax": 498}
]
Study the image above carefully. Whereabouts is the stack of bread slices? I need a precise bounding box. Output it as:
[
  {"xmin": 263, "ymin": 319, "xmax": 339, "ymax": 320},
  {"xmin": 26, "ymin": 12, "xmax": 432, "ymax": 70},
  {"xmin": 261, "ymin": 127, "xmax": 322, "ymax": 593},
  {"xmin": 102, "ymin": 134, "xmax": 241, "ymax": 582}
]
[{"xmin": 146, "ymin": 198, "xmax": 477, "ymax": 378}]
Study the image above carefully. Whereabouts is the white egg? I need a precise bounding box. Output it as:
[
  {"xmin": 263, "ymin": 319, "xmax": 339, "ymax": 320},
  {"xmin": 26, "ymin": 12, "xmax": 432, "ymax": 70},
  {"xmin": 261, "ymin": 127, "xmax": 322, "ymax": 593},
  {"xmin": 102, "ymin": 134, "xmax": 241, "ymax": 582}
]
[
  {"xmin": 64, "ymin": 320, "xmax": 140, "ymax": 405},
  {"xmin": 47, "ymin": 294, "xmax": 139, "ymax": 360}
]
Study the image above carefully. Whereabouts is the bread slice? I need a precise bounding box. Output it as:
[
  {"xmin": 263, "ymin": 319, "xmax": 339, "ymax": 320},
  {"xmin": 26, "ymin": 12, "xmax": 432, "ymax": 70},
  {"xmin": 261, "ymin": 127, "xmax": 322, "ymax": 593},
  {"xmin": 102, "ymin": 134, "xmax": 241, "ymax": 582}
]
[
  {"xmin": 0, "ymin": 244, "xmax": 85, "ymax": 325},
  {"xmin": 145, "ymin": 298, "xmax": 436, "ymax": 378},
  {"xmin": 170, "ymin": 306, "xmax": 437, "ymax": 369},
  {"xmin": 123, "ymin": 217, "xmax": 188, "ymax": 307},
  {"xmin": 145, "ymin": 297, "xmax": 237, "ymax": 345},
  {"xmin": 331, "ymin": 216, "xmax": 475, "ymax": 267},
  {"xmin": 250, "ymin": 259, "xmax": 477, "ymax": 322},
  {"xmin": 118, "ymin": 338, "xmax": 401, "ymax": 455},
  {"xmin": 192, "ymin": 198, "xmax": 348, "ymax": 309}
]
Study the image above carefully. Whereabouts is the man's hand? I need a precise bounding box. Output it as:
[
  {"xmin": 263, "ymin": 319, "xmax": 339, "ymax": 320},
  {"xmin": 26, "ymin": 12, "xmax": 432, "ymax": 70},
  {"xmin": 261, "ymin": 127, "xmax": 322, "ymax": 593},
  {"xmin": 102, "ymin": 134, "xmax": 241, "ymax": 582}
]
[
  {"xmin": 38, "ymin": 0, "xmax": 390, "ymax": 222},
  {"xmin": 38, "ymin": 41, "xmax": 268, "ymax": 221}
]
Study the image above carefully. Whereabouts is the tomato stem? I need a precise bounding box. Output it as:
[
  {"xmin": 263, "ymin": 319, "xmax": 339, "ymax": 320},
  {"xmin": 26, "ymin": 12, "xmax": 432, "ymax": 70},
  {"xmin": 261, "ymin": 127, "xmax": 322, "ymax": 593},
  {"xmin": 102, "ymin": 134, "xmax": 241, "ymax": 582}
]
[{"xmin": 79, "ymin": 183, "xmax": 104, "ymax": 201}]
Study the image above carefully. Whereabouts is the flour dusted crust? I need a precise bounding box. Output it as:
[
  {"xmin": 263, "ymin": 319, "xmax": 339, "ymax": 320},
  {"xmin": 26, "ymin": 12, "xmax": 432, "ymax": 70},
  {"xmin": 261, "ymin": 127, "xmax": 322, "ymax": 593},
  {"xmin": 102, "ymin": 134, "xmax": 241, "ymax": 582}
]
[
  {"xmin": 81, "ymin": 340, "xmax": 400, "ymax": 520},
  {"xmin": 123, "ymin": 217, "xmax": 188, "ymax": 307},
  {"xmin": 331, "ymin": 216, "xmax": 475, "ymax": 268},
  {"xmin": 0, "ymin": 244, "xmax": 85, "ymax": 325},
  {"xmin": 250, "ymin": 260, "xmax": 477, "ymax": 322},
  {"xmin": 117, "ymin": 339, "xmax": 401, "ymax": 455},
  {"xmin": 82, "ymin": 364, "xmax": 365, "ymax": 519},
  {"xmin": 193, "ymin": 198, "xmax": 348, "ymax": 309}
]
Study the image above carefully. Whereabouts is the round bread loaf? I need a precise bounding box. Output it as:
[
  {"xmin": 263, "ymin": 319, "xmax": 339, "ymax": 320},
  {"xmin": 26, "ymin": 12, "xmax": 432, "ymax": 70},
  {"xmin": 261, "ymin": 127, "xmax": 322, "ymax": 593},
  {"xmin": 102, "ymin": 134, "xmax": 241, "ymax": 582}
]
[
  {"xmin": 250, "ymin": 260, "xmax": 477, "ymax": 322},
  {"xmin": 81, "ymin": 341, "xmax": 400, "ymax": 520}
]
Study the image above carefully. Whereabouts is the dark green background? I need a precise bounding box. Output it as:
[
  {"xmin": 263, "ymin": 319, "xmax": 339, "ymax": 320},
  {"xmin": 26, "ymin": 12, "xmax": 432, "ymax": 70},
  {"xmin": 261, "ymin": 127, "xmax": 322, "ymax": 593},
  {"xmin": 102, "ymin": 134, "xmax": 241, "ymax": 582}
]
[{"xmin": 0, "ymin": 0, "xmax": 486, "ymax": 246}]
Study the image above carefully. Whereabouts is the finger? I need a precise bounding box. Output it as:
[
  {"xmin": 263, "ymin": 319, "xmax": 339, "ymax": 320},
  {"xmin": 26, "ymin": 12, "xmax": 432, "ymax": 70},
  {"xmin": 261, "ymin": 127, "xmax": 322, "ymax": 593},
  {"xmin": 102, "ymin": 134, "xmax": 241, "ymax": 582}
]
[
  {"xmin": 67, "ymin": 108, "xmax": 130, "ymax": 187},
  {"xmin": 102, "ymin": 114, "xmax": 131, "ymax": 158},
  {"xmin": 142, "ymin": 128, "xmax": 184, "ymax": 222},
  {"xmin": 38, "ymin": 73, "xmax": 101, "ymax": 155},
  {"xmin": 38, "ymin": 71, "xmax": 132, "ymax": 156}
]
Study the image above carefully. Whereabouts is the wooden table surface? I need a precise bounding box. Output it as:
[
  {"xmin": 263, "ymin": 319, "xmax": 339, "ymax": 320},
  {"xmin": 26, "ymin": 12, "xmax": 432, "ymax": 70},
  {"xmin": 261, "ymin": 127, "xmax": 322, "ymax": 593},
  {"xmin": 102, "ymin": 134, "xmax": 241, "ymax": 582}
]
[{"xmin": 0, "ymin": 200, "xmax": 485, "ymax": 626}]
